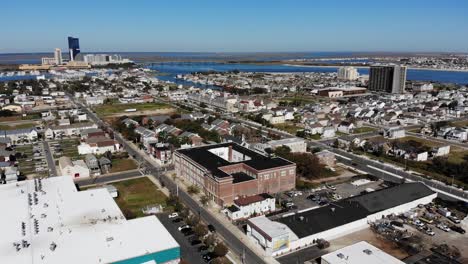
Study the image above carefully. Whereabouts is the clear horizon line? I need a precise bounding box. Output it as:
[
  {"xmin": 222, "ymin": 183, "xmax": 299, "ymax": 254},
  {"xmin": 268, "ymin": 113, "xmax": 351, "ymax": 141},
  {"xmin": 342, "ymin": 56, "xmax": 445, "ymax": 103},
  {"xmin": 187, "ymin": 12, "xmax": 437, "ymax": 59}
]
[{"xmin": 1, "ymin": 50, "xmax": 468, "ymax": 55}]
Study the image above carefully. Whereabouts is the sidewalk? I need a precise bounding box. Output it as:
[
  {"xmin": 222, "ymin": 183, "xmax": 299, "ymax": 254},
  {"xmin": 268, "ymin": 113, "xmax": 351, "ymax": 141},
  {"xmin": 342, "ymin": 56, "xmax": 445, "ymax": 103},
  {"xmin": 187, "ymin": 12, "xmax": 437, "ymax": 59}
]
[{"xmin": 172, "ymin": 175, "xmax": 281, "ymax": 264}]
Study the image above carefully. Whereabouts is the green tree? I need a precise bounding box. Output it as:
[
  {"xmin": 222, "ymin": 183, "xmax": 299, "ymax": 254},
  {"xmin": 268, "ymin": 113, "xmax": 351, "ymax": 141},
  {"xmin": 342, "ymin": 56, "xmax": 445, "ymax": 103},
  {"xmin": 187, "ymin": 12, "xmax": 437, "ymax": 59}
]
[
  {"xmin": 187, "ymin": 185, "xmax": 200, "ymax": 195},
  {"xmin": 194, "ymin": 224, "xmax": 209, "ymax": 238},
  {"xmin": 213, "ymin": 243, "xmax": 229, "ymax": 257},
  {"xmin": 186, "ymin": 215, "xmax": 200, "ymax": 226},
  {"xmin": 203, "ymin": 234, "xmax": 217, "ymax": 248},
  {"xmin": 273, "ymin": 145, "xmax": 292, "ymax": 158},
  {"xmin": 200, "ymin": 195, "xmax": 210, "ymax": 206}
]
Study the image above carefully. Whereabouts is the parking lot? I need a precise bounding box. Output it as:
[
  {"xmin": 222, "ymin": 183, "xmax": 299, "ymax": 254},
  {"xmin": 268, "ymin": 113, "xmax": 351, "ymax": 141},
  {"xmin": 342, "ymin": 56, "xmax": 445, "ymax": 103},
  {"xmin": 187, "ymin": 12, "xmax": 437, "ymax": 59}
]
[
  {"xmin": 16, "ymin": 143, "xmax": 50, "ymax": 178},
  {"xmin": 157, "ymin": 213, "xmax": 219, "ymax": 264},
  {"xmin": 276, "ymin": 177, "xmax": 387, "ymax": 213}
]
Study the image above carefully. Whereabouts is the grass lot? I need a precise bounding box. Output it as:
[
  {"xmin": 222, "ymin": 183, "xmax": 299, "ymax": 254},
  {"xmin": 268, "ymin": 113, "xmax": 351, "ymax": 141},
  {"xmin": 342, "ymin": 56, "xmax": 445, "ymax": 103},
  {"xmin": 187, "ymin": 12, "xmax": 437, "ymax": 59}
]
[
  {"xmin": 394, "ymin": 136, "xmax": 444, "ymax": 148},
  {"xmin": 113, "ymin": 177, "xmax": 168, "ymax": 218},
  {"xmin": 93, "ymin": 102, "xmax": 170, "ymax": 117},
  {"xmin": 280, "ymin": 96, "xmax": 317, "ymax": 105},
  {"xmin": 308, "ymin": 134, "xmax": 322, "ymax": 140},
  {"xmin": 447, "ymin": 150, "xmax": 468, "ymax": 164},
  {"xmin": 110, "ymin": 158, "xmax": 138, "ymax": 173},
  {"xmin": 352, "ymin": 126, "xmax": 377, "ymax": 134},
  {"xmin": 336, "ymin": 131, "xmax": 348, "ymax": 137},
  {"xmin": 273, "ymin": 122, "xmax": 303, "ymax": 134},
  {"xmin": 451, "ymin": 120, "xmax": 468, "ymax": 127},
  {"xmin": 0, "ymin": 123, "xmax": 36, "ymax": 130}
]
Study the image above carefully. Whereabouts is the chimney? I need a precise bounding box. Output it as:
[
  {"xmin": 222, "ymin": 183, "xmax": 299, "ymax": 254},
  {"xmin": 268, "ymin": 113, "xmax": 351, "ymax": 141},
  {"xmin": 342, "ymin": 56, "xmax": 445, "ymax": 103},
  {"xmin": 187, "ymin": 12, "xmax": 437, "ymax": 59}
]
[{"xmin": 228, "ymin": 145, "xmax": 233, "ymax": 161}]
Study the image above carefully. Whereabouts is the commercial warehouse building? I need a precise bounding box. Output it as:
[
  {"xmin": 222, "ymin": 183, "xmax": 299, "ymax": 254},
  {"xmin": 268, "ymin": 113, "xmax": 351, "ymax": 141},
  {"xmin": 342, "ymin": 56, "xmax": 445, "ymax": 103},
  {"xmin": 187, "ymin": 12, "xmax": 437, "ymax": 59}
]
[
  {"xmin": 174, "ymin": 142, "xmax": 296, "ymax": 206},
  {"xmin": 321, "ymin": 241, "xmax": 404, "ymax": 264},
  {"xmin": 0, "ymin": 176, "xmax": 180, "ymax": 264},
  {"xmin": 247, "ymin": 182, "xmax": 436, "ymax": 256}
]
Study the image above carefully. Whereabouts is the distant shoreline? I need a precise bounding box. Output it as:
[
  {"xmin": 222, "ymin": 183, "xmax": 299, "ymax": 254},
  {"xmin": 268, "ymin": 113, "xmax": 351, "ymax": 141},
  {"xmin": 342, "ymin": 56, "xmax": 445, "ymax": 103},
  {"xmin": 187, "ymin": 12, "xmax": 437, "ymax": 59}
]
[{"xmin": 282, "ymin": 63, "xmax": 468, "ymax": 73}]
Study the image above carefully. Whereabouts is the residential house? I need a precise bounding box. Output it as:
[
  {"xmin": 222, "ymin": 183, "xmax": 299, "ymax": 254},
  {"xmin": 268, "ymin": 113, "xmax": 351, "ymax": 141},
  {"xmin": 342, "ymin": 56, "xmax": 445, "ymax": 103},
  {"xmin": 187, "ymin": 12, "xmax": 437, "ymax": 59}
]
[
  {"xmin": 150, "ymin": 143, "xmax": 173, "ymax": 165},
  {"xmin": 431, "ymin": 146, "xmax": 451, "ymax": 157},
  {"xmin": 85, "ymin": 154, "xmax": 101, "ymax": 175},
  {"xmin": 80, "ymin": 128, "xmax": 106, "ymax": 140},
  {"xmin": 135, "ymin": 127, "xmax": 158, "ymax": 149},
  {"xmin": 267, "ymin": 138, "xmax": 307, "ymax": 153},
  {"xmin": 315, "ymin": 150, "xmax": 336, "ymax": 167},
  {"xmin": 0, "ymin": 128, "xmax": 38, "ymax": 143},
  {"xmin": 223, "ymin": 193, "xmax": 275, "ymax": 221},
  {"xmin": 78, "ymin": 136, "xmax": 120, "ymax": 155},
  {"xmin": 45, "ymin": 122, "xmax": 98, "ymax": 139},
  {"xmin": 383, "ymin": 127, "xmax": 406, "ymax": 139},
  {"xmin": 99, "ymin": 157, "xmax": 112, "ymax": 173},
  {"xmin": 58, "ymin": 156, "xmax": 90, "ymax": 179},
  {"xmin": 322, "ymin": 127, "xmax": 336, "ymax": 139},
  {"xmin": 337, "ymin": 121, "xmax": 355, "ymax": 134},
  {"xmin": 122, "ymin": 118, "xmax": 139, "ymax": 128}
]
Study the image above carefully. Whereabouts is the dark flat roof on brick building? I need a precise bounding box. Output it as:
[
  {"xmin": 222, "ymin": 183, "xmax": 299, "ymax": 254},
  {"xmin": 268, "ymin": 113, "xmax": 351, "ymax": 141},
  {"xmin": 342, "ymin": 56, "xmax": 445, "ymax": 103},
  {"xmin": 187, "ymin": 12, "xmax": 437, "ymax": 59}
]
[{"xmin": 176, "ymin": 143, "xmax": 294, "ymax": 179}]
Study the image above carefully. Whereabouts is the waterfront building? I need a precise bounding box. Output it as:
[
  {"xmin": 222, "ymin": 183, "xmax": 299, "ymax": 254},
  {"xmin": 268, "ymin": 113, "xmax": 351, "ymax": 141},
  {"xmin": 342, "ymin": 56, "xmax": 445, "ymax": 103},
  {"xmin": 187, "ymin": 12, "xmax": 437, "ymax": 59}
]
[
  {"xmin": 337, "ymin": 66, "xmax": 359, "ymax": 80},
  {"xmin": 368, "ymin": 65, "xmax": 407, "ymax": 93},
  {"xmin": 68, "ymin": 36, "xmax": 80, "ymax": 61},
  {"xmin": 41, "ymin": 57, "xmax": 57, "ymax": 66},
  {"xmin": 83, "ymin": 54, "xmax": 131, "ymax": 65},
  {"xmin": 54, "ymin": 48, "xmax": 62, "ymax": 65}
]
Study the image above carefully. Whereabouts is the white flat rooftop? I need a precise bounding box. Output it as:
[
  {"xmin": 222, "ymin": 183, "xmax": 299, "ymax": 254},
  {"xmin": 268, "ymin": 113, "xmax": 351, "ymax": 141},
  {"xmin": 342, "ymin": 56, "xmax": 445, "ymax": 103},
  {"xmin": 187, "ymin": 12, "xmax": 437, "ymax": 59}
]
[
  {"xmin": 321, "ymin": 241, "xmax": 404, "ymax": 264},
  {"xmin": 0, "ymin": 176, "xmax": 179, "ymax": 264},
  {"xmin": 248, "ymin": 215, "xmax": 297, "ymax": 240}
]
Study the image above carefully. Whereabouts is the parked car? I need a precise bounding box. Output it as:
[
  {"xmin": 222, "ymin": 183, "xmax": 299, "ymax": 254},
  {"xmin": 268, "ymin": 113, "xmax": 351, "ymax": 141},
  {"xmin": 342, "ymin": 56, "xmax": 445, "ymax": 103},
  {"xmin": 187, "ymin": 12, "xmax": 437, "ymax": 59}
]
[
  {"xmin": 450, "ymin": 225, "xmax": 466, "ymax": 234},
  {"xmin": 198, "ymin": 245, "xmax": 208, "ymax": 252},
  {"xmin": 172, "ymin": 218, "xmax": 182, "ymax": 223},
  {"xmin": 190, "ymin": 239, "xmax": 202, "ymax": 246},
  {"xmin": 202, "ymin": 252, "xmax": 216, "ymax": 263},
  {"xmin": 168, "ymin": 212, "xmax": 179, "ymax": 219},
  {"xmin": 207, "ymin": 224, "xmax": 216, "ymax": 232},
  {"xmin": 448, "ymin": 215, "xmax": 461, "ymax": 224},
  {"xmin": 425, "ymin": 228, "xmax": 435, "ymax": 236},
  {"xmin": 178, "ymin": 224, "xmax": 191, "ymax": 231},
  {"xmin": 183, "ymin": 229, "xmax": 194, "ymax": 236},
  {"xmin": 436, "ymin": 223, "xmax": 450, "ymax": 232}
]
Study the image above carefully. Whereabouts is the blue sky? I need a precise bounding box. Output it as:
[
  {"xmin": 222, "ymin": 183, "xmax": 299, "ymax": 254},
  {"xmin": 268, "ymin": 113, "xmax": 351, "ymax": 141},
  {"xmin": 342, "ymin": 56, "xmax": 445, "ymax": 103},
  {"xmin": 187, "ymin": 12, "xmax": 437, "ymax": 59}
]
[{"xmin": 1, "ymin": 0, "xmax": 468, "ymax": 53}]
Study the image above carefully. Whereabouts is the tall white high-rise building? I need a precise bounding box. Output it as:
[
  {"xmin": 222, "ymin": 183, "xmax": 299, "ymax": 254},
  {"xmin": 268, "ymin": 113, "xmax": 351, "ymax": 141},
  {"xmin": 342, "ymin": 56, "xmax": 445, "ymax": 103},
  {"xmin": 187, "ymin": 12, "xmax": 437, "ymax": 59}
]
[
  {"xmin": 54, "ymin": 48, "xmax": 62, "ymax": 65},
  {"xmin": 391, "ymin": 65, "xmax": 407, "ymax": 94},
  {"xmin": 337, "ymin": 66, "xmax": 359, "ymax": 80}
]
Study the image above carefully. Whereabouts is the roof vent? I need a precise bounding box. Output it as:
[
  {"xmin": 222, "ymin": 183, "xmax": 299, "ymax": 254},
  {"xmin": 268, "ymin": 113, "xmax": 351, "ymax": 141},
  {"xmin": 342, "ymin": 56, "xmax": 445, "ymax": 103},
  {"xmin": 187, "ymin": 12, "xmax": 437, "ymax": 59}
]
[
  {"xmin": 50, "ymin": 242, "xmax": 57, "ymax": 251},
  {"xmin": 363, "ymin": 249, "xmax": 373, "ymax": 255},
  {"xmin": 106, "ymin": 237, "xmax": 114, "ymax": 242},
  {"xmin": 337, "ymin": 253, "xmax": 345, "ymax": 259}
]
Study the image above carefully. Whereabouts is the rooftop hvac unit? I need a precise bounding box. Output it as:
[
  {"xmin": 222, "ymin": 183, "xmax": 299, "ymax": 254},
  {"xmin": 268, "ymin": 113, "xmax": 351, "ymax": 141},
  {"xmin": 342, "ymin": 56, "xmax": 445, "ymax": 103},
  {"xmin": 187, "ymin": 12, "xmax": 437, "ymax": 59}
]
[
  {"xmin": 363, "ymin": 249, "xmax": 373, "ymax": 255},
  {"xmin": 50, "ymin": 242, "xmax": 57, "ymax": 251}
]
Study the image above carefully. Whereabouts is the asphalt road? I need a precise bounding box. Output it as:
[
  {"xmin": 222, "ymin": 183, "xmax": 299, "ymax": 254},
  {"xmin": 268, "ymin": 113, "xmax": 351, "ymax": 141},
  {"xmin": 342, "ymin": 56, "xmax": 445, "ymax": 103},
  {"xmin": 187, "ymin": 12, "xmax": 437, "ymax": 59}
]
[
  {"xmin": 76, "ymin": 170, "xmax": 143, "ymax": 187},
  {"xmin": 42, "ymin": 141, "xmax": 57, "ymax": 176},
  {"xmin": 70, "ymin": 96, "xmax": 266, "ymax": 264}
]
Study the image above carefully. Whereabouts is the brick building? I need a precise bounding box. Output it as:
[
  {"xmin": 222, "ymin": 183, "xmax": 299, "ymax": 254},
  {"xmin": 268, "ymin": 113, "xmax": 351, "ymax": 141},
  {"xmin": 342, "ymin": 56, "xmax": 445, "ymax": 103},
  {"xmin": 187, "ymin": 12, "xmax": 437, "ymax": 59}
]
[{"xmin": 174, "ymin": 143, "xmax": 296, "ymax": 206}]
